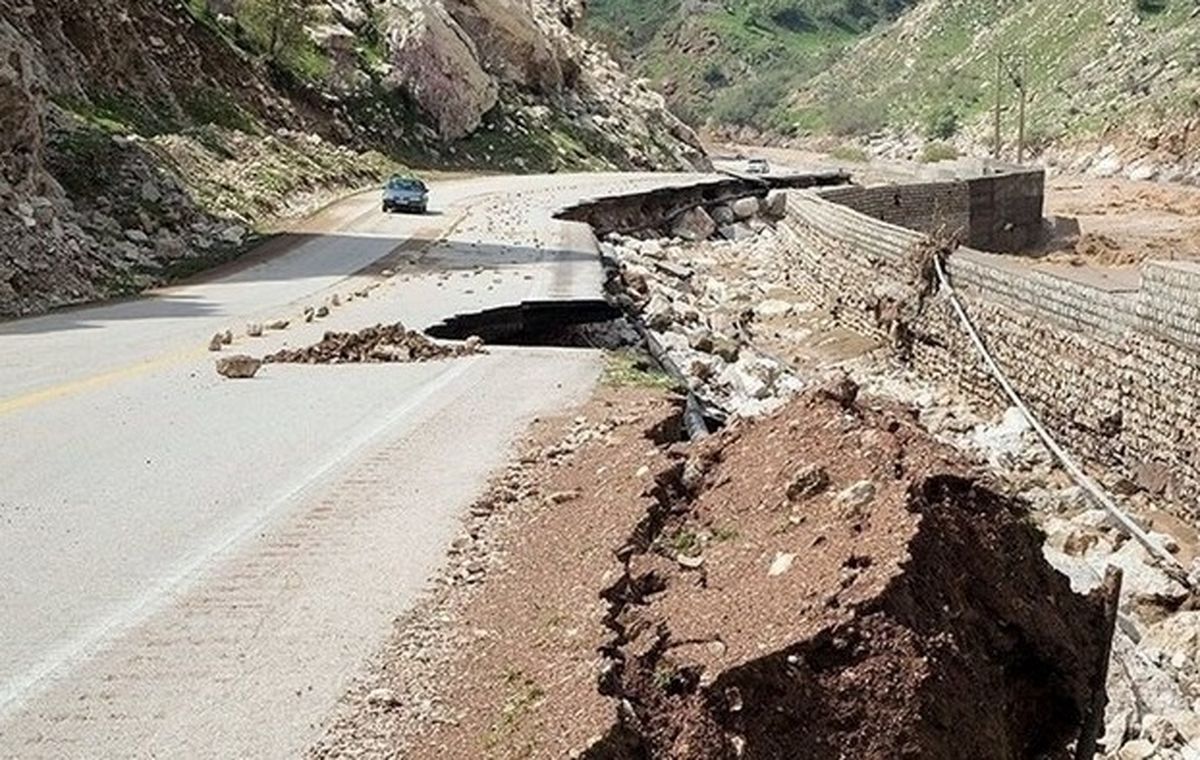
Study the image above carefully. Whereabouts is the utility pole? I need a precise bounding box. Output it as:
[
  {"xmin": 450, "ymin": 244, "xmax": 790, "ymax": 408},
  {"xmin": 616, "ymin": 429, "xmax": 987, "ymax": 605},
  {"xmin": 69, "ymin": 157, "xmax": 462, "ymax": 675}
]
[
  {"xmin": 1001, "ymin": 54, "xmax": 1028, "ymax": 164},
  {"xmin": 1017, "ymin": 57, "xmax": 1027, "ymax": 164},
  {"xmin": 992, "ymin": 0, "xmax": 1002, "ymax": 160},
  {"xmin": 993, "ymin": 50, "xmax": 1003, "ymax": 161}
]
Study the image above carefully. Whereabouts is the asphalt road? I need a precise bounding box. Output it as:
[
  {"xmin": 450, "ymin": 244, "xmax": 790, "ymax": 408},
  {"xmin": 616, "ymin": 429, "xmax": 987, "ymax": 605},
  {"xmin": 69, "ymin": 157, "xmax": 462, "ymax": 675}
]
[{"xmin": 0, "ymin": 171, "xmax": 710, "ymax": 757}]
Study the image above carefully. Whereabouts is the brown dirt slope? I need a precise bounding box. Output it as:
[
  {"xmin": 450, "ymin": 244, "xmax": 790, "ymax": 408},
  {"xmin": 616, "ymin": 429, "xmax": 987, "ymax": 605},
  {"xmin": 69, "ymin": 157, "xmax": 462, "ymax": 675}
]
[
  {"xmin": 592, "ymin": 384, "xmax": 1110, "ymax": 759},
  {"xmin": 312, "ymin": 383, "xmax": 687, "ymax": 759}
]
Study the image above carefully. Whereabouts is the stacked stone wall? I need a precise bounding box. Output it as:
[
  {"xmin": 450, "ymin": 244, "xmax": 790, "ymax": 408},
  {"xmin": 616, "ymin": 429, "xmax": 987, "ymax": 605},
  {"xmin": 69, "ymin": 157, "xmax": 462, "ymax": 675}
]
[{"xmin": 780, "ymin": 191, "xmax": 1199, "ymax": 518}]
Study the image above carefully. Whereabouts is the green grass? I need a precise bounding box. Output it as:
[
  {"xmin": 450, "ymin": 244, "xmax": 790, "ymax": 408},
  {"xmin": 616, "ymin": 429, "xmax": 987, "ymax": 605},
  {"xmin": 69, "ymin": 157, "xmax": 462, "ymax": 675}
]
[
  {"xmin": 483, "ymin": 670, "xmax": 546, "ymax": 752},
  {"xmin": 660, "ymin": 528, "xmax": 701, "ymax": 558},
  {"xmin": 590, "ymin": 0, "xmax": 1200, "ymax": 149},
  {"xmin": 602, "ymin": 349, "xmax": 679, "ymax": 390},
  {"xmin": 829, "ymin": 144, "xmax": 868, "ymax": 162},
  {"xmin": 920, "ymin": 142, "xmax": 960, "ymax": 163},
  {"xmin": 793, "ymin": 0, "xmax": 1200, "ymax": 145}
]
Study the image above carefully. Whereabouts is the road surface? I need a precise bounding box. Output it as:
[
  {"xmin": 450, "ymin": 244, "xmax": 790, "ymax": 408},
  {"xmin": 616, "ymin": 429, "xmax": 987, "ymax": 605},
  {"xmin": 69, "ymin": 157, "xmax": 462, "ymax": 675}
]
[{"xmin": 0, "ymin": 171, "xmax": 711, "ymax": 757}]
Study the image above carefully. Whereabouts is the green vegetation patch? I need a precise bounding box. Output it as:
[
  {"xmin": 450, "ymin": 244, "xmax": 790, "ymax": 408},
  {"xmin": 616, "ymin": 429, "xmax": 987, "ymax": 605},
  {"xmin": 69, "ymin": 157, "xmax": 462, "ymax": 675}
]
[{"xmin": 602, "ymin": 349, "xmax": 679, "ymax": 390}]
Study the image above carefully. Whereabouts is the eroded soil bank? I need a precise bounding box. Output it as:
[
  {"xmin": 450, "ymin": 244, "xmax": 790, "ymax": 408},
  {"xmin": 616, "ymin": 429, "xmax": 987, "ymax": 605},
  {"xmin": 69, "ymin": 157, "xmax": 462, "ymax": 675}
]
[
  {"xmin": 313, "ymin": 368, "xmax": 1112, "ymax": 759},
  {"xmin": 592, "ymin": 386, "xmax": 1109, "ymax": 759}
]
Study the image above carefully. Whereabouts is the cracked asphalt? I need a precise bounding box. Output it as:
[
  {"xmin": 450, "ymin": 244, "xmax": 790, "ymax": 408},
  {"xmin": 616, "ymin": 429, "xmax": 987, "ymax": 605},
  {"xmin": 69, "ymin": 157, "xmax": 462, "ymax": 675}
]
[{"xmin": 0, "ymin": 171, "xmax": 714, "ymax": 758}]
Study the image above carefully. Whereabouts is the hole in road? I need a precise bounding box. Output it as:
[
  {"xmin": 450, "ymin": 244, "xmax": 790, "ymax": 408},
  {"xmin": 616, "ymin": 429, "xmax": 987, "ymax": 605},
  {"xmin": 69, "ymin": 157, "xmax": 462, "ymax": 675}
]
[{"xmin": 425, "ymin": 299, "xmax": 634, "ymax": 348}]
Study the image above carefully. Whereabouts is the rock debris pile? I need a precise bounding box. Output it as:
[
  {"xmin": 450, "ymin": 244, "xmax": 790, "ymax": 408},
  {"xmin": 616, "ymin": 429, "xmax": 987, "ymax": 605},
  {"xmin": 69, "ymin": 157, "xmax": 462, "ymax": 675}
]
[
  {"xmin": 593, "ymin": 388, "xmax": 1110, "ymax": 759},
  {"xmin": 601, "ymin": 192, "xmax": 821, "ymax": 419},
  {"xmin": 263, "ymin": 323, "xmax": 483, "ymax": 365},
  {"xmin": 599, "ymin": 191, "xmax": 1200, "ymax": 758}
]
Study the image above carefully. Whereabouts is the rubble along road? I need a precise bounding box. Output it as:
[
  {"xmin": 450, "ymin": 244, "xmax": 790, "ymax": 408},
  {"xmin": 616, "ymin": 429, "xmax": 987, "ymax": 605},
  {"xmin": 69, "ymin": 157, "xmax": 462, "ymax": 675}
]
[{"xmin": 0, "ymin": 171, "xmax": 717, "ymax": 758}]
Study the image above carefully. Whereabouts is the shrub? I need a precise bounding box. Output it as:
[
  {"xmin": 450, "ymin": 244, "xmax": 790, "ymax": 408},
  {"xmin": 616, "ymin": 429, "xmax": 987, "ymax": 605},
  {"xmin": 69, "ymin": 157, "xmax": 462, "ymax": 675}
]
[
  {"xmin": 921, "ymin": 141, "xmax": 960, "ymax": 163},
  {"xmin": 924, "ymin": 105, "xmax": 959, "ymax": 140},
  {"xmin": 826, "ymin": 97, "xmax": 888, "ymax": 136},
  {"xmin": 830, "ymin": 144, "xmax": 869, "ymax": 162},
  {"xmin": 235, "ymin": 0, "xmax": 330, "ymax": 82},
  {"xmin": 710, "ymin": 70, "xmax": 795, "ymax": 128}
]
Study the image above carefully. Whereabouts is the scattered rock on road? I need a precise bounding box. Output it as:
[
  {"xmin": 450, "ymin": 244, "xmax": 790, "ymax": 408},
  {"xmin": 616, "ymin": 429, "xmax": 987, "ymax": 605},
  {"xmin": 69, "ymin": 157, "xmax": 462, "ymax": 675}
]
[{"xmin": 215, "ymin": 355, "xmax": 262, "ymax": 379}]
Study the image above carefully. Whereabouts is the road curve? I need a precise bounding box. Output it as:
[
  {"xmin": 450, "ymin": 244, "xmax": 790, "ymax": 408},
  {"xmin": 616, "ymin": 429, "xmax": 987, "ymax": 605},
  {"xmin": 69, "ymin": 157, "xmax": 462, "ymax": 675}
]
[{"xmin": 0, "ymin": 171, "xmax": 712, "ymax": 758}]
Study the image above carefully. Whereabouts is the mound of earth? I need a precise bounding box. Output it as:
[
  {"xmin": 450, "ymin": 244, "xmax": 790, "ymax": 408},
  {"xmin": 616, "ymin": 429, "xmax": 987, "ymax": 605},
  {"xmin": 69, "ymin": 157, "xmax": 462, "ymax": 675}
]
[
  {"xmin": 592, "ymin": 384, "xmax": 1111, "ymax": 759},
  {"xmin": 264, "ymin": 323, "xmax": 482, "ymax": 364}
]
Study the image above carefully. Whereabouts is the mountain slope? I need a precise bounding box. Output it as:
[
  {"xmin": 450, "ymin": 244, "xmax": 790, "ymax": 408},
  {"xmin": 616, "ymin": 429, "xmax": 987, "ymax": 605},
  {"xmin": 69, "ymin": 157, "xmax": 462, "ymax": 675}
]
[
  {"xmin": 795, "ymin": 0, "xmax": 1200, "ymax": 174},
  {"xmin": 588, "ymin": 0, "xmax": 1200, "ymax": 180},
  {"xmin": 581, "ymin": 0, "xmax": 920, "ymax": 130}
]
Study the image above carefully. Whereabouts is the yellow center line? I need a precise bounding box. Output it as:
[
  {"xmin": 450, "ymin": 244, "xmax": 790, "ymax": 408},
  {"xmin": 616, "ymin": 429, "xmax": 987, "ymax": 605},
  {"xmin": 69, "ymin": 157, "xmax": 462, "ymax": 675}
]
[
  {"xmin": 0, "ymin": 204, "xmax": 478, "ymax": 419},
  {"xmin": 0, "ymin": 346, "xmax": 210, "ymax": 418}
]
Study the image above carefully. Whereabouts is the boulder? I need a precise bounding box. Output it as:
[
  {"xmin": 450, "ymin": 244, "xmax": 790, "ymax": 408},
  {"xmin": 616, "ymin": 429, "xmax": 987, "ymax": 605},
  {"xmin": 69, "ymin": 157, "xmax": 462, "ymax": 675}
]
[
  {"xmin": 643, "ymin": 292, "xmax": 675, "ymax": 331},
  {"xmin": 710, "ymin": 204, "xmax": 735, "ymax": 225},
  {"xmin": 754, "ymin": 299, "xmax": 793, "ymax": 319},
  {"xmin": 385, "ymin": 0, "xmax": 498, "ymax": 140},
  {"xmin": 215, "ymin": 355, "xmax": 262, "ymax": 379},
  {"xmin": 731, "ymin": 196, "xmax": 761, "ymax": 220},
  {"xmin": 763, "ymin": 191, "xmax": 788, "ymax": 219},
  {"xmin": 444, "ymin": 0, "xmax": 564, "ymax": 94},
  {"xmin": 1101, "ymin": 539, "xmax": 1190, "ymax": 608},
  {"xmin": 670, "ymin": 207, "xmax": 716, "ymax": 242},
  {"xmin": 710, "ymin": 335, "xmax": 740, "ymax": 363},
  {"xmin": 219, "ymin": 225, "xmax": 246, "ymax": 245},
  {"xmin": 726, "ymin": 356, "xmax": 779, "ymax": 401},
  {"xmin": 718, "ymin": 222, "xmax": 755, "ymax": 242}
]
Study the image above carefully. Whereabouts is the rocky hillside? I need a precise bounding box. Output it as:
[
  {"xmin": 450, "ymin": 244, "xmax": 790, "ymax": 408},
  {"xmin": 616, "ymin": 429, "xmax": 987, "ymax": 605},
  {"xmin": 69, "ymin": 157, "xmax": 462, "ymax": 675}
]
[
  {"xmin": 581, "ymin": 0, "xmax": 919, "ymax": 131},
  {"xmin": 0, "ymin": 0, "xmax": 706, "ymax": 317},
  {"xmin": 795, "ymin": 0, "xmax": 1200, "ymax": 180},
  {"xmin": 587, "ymin": 0, "xmax": 1200, "ymax": 181}
]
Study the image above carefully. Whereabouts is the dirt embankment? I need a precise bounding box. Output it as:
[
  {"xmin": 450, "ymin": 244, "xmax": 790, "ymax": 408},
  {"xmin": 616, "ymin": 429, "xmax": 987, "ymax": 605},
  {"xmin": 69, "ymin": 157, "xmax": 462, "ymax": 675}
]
[
  {"xmin": 313, "ymin": 367, "xmax": 1114, "ymax": 759},
  {"xmin": 591, "ymin": 383, "xmax": 1110, "ymax": 759}
]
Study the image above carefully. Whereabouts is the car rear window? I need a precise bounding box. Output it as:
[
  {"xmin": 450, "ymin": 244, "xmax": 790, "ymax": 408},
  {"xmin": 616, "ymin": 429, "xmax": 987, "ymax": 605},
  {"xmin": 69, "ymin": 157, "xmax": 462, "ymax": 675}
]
[{"xmin": 388, "ymin": 178, "xmax": 425, "ymax": 191}]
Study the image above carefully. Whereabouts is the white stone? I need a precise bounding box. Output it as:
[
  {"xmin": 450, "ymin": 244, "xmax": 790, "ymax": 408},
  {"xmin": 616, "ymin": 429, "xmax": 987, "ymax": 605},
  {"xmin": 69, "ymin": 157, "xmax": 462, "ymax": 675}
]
[
  {"xmin": 767, "ymin": 552, "xmax": 795, "ymax": 576},
  {"xmin": 754, "ymin": 299, "xmax": 793, "ymax": 319},
  {"xmin": 732, "ymin": 196, "xmax": 761, "ymax": 220}
]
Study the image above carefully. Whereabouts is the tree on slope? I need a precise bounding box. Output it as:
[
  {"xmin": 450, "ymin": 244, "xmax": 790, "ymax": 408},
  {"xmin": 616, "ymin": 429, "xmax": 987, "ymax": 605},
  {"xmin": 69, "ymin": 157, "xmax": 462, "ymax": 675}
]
[{"xmin": 238, "ymin": 0, "xmax": 310, "ymax": 63}]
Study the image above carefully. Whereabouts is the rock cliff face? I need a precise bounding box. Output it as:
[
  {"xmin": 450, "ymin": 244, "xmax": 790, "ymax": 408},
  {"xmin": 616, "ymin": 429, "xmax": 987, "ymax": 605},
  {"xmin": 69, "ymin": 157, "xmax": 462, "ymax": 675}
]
[
  {"xmin": 0, "ymin": 0, "xmax": 707, "ymax": 318},
  {"xmin": 382, "ymin": 0, "xmax": 706, "ymax": 168}
]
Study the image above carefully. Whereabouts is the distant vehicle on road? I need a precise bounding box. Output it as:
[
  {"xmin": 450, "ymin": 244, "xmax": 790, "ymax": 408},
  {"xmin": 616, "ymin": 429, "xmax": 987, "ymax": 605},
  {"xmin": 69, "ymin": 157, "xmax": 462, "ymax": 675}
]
[
  {"xmin": 382, "ymin": 176, "xmax": 428, "ymax": 214},
  {"xmin": 746, "ymin": 158, "xmax": 770, "ymax": 175}
]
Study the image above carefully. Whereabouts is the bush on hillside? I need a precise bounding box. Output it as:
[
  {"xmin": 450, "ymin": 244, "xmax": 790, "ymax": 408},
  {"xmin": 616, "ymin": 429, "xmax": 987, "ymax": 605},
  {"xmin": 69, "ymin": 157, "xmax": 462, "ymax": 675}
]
[
  {"xmin": 830, "ymin": 144, "xmax": 868, "ymax": 162},
  {"xmin": 921, "ymin": 141, "xmax": 959, "ymax": 162},
  {"xmin": 710, "ymin": 70, "xmax": 794, "ymax": 128},
  {"xmin": 826, "ymin": 97, "xmax": 888, "ymax": 136},
  {"xmin": 235, "ymin": 0, "xmax": 330, "ymax": 82},
  {"xmin": 924, "ymin": 105, "xmax": 959, "ymax": 140}
]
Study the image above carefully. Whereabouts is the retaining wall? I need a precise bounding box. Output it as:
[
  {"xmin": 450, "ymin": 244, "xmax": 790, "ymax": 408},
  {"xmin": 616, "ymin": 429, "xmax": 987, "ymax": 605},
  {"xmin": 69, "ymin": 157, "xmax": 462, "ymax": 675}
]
[
  {"xmin": 779, "ymin": 191, "xmax": 1200, "ymax": 519},
  {"xmin": 819, "ymin": 168, "xmax": 1045, "ymax": 253}
]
